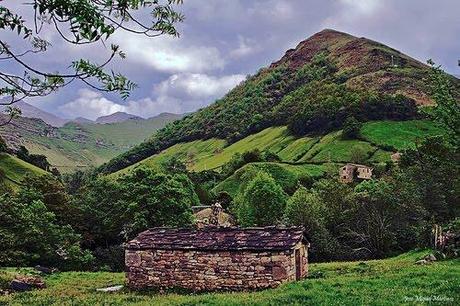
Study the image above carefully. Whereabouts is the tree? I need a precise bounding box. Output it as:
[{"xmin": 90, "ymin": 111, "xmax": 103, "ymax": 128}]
[
  {"xmin": 346, "ymin": 179, "xmax": 427, "ymax": 258},
  {"xmin": 18, "ymin": 175, "xmax": 77, "ymax": 226},
  {"xmin": 342, "ymin": 116, "xmax": 362, "ymax": 139},
  {"xmin": 284, "ymin": 187, "xmax": 341, "ymax": 261},
  {"xmin": 0, "ymin": 1, "xmax": 184, "ymax": 125},
  {"xmin": 119, "ymin": 167, "xmax": 198, "ymax": 238},
  {"xmin": 284, "ymin": 187, "xmax": 324, "ymax": 230},
  {"xmin": 426, "ymin": 60, "xmax": 460, "ymax": 146},
  {"xmin": 0, "ymin": 192, "xmax": 93, "ymax": 270},
  {"xmin": 236, "ymin": 171, "xmax": 287, "ymax": 226},
  {"xmin": 400, "ymin": 136, "xmax": 459, "ymax": 223}
]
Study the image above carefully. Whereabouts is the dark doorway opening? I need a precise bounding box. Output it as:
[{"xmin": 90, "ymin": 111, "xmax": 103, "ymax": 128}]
[{"xmin": 295, "ymin": 249, "xmax": 301, "ymax": 280}]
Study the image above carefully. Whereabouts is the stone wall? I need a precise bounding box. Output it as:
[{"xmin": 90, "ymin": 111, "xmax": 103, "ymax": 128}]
[{"xmin": 126, "ymin": 246, "xmax": 308, "ymax": 291}]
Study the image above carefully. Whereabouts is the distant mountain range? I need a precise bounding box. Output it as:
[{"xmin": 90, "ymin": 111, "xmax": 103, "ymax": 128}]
[
  {"xmin": 5, "ymin": 101, "xmax": 69, "ymax": 127},
  {"xmin": 1, "ymin": 101, "xmax": 166, "ymax": 127},
  {"xmin": 0, "ymin": 110, "xmax": 183, "ymax": 172}
]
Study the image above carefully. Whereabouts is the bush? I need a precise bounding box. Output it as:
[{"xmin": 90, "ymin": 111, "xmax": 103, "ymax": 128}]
[{"xmin": 342, "ymin": 116, "xmax": 362, "ymax": 139}]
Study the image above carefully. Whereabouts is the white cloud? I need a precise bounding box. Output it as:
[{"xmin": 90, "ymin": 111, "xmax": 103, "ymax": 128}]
[
  {"xmin": 229, "ymin": 36, "xmax": 260, "ymax": 59},
  {"xmin": 113, "ymin": 34, "xmax": 225, "ymax": 73},
  {"xmin": 58, "ymin": 73, "xmax": 245, "ymax": 119},
  {"xmin": 154, "ymin": 73, "xmax": 246, "ymax": 100},
  {"xmin": 58, "ymin": 89, "xmax": 125, "ymax": 120},
  {"xmin": 339, "ymin": 0, "xmax": 383, "ymax": 15}
]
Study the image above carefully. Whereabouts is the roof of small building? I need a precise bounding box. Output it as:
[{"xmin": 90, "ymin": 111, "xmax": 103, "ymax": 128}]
[
  {"xmin": 342, "ymin": 163, "xmax": 373, "ymax": 170},
  {"xmin": 125, "ymin": 226, "xmax": 307, "ymax": 252}
]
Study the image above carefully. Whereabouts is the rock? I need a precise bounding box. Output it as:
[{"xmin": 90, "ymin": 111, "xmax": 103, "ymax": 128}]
[
  {"xmin": 34, "ymin": 265, "xmax": 57, "ymax": 274},
  {"xmin": 424, "ymin": 254, "xmax": 437, "ymax": 262},
  {"xmin": 415, "ymin": 259, "xmax": 428, "ymax": 265},
  {"xmin": 96, "ymin": 285, "xmax": 124, "ymax": 292},
  {"xmin": 10, "ymin": 275, "xmax": 46, "ymax": 292}
]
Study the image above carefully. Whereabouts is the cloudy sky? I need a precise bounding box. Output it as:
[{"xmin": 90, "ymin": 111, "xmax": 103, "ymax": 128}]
[{"xmin": 3, "ymin": 0, "xmax": 459, "ymax": 120}]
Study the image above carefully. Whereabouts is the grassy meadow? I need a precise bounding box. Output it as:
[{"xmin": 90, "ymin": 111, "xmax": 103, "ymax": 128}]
[
  {"xmin": 115, "ymin": 120, "xmax": 442, "ymax": 176},
  {"xmin": 0, "ymin": 153, "xmax": 47, "ymax": 188},
  {"xmin": 0, "ymin": 250, "xmax": 458, "ymax": 305}
]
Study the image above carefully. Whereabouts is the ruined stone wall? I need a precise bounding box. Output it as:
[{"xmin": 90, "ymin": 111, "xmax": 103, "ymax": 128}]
[{"xmin": 126, "ymin": 246, "xmax": 307, "ymax": 291}]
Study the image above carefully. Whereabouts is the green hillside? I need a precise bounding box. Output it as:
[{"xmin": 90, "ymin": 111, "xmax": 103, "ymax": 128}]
[
  {"xmin": 361, "ymin": 120, "xmax": 443, "ymax": 150},
  {"xmin": 118, "ymin": 120, "xmax": 442, "ymax": 177},
  {"xmin": 0, "ymin": 153, "xmax": 48, "ymax": 188},
  {"xmin": 101, "ymin": 29, "xmax": 460, "ymax": 174},
  {"xmin": 213, "ymin": 162, "xmax": 326, "ymax": 197},
  {"xmin": 1, "ymin": 250, "xmax": 458, "ymax": 305},
  {"xmin": 0, "ymin": 114, "xmax": 181, "ymax": 173}
]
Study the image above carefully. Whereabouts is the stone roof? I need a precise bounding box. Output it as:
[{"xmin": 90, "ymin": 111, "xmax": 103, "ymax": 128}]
[{"xmin": 125, "ymin": 226, "xmax": 307, "ymax": 251}]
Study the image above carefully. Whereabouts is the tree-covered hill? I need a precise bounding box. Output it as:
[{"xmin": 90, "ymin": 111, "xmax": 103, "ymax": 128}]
[{"xmin": 100, "ymin": 29, "xmax": 459, "ymax": 174}]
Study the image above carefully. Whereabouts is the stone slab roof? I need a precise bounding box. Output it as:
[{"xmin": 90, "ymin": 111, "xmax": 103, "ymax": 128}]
[{"xmin": 125, "ymin": 226, "xmax": 307, "ymax": 251}]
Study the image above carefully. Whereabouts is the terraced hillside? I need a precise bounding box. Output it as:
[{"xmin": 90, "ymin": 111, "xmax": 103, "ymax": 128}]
[
  {"xmin": 117, "ymin": 120, "xmax": 442, "ymax": 177},
  {"xmin": 0, "ymin": 153, "xmax": 48, "ymax": 189}
]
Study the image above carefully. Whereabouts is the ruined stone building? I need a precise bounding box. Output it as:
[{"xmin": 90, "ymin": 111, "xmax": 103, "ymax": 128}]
[
  {"xmin": 339, "ymin": 163, "xmax": 373, "ymax": 183},
  {"xmin": 125, "ymin": 227, "xmax": 309, "ymax": 291},
  {"xmin": 193, "ymin": 202, "xmax": 235, "ymax": 229}
]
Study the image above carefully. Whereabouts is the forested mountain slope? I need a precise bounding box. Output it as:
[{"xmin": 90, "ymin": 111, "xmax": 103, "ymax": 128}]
[{"xmin": 101, "ymin": 29, "xmax": 459, "ymax": 174}]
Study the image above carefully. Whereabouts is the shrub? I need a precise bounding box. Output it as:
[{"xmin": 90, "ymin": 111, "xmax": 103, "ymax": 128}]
[{"xmin": 342, "ymin": 116, "xmax": 362, "ymax": 139}]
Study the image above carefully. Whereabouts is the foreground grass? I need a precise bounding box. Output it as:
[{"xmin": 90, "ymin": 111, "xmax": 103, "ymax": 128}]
[{"xmin": 1, "ymin": 250, "xmax": 458, "ymax": 305}]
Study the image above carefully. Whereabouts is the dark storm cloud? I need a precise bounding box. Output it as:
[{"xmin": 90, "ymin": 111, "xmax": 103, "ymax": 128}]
[{"xmin": 3, "ymin": 0, "xmax": 459, "ymax": 118}]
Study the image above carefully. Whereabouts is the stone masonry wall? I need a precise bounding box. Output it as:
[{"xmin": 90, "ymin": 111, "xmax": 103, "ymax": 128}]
[{"xmin": 126, "ymin": 247, "xmax": 307, "ymax": 291}]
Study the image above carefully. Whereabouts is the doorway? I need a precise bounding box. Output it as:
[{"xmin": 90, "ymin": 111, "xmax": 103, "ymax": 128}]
[{"xmin": 295, "ymin": 249, "xmax": 301, "ymax": 280}]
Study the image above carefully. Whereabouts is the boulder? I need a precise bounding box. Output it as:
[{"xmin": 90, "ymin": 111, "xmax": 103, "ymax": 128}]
[
  {"xmin": 34, "ymin": 265, "xmax": 57, "ymax": 274},
  {"xmin": 10, "ymin": 275, "xmax": 46, "ymax": 292}
]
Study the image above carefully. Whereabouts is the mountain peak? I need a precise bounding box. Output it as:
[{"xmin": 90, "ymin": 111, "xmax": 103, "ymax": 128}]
[
  {"xmin": 269, "ymin": 28, "xmax": 438, "ymax": 104},
  {"xmin": 96, "ymin": 112, "xmax": 143, "ymax": 124},
  {"xmin": 0, "ymin": 101, "xmax": 68, "ymax": 127}
]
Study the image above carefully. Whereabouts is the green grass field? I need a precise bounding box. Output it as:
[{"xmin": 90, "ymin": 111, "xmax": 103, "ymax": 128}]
[
  {"xmin": 0, "ymin": 153, "xmax": 48, "ymax": 188},
  {"xmin": 1, "ymin": 250, "xmax": 458, "ymax": 305},
  {"xmin": 114, "ymin": 120, "xmax": 441, "ymax": 177},
  {"xmin": 360, "ymin": 120, "xmax": 443, "ymax": 150}
]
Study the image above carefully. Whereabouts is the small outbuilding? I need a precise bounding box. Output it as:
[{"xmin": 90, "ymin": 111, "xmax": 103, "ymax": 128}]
[{"xmin": 125, "ymin": 226, "xmax": 309, "ymax": 291}]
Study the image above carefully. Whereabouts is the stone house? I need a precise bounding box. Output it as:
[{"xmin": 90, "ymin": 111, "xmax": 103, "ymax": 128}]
[
  {"xmin": 339, "ymin": 163, "xmax": 373, "ymax": 183},
  {"xmin": 125, "ymin": 226, "xmax": 309, "ymax": 291}
]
